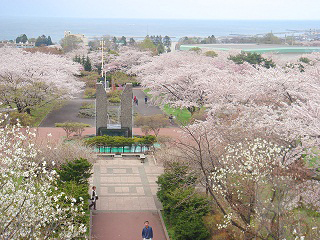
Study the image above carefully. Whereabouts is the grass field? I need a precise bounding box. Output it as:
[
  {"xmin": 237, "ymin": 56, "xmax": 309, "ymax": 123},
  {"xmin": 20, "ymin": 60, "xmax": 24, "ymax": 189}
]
[
  {"xmin": 163, "ymin": 104, "xmax": 191, "ymax": 124},
  {"xmin": 31, "ymin": 100, "xmax": 65, "ymax": 126},
  {"xmin": 143, "ymin": 89, "xmax": 192, "ymax": 124}
]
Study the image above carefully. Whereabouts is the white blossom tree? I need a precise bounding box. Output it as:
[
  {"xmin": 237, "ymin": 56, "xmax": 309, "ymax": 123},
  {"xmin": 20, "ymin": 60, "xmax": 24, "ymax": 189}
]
[
  {"xmin": 0, "ymin": 48, "xmax": 84, "ymax": 113},
  {"xmin": 164, "ymin": 124, "xmax": 320, "ymax": 239},
  {"xmin": 0, "ymin": 124, "xmax": 88, "ymax": 239}
]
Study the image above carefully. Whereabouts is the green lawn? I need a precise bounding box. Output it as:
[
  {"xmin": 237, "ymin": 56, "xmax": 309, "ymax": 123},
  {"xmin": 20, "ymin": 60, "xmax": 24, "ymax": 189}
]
[
  {"xmin": 143, "ymin": 89, "xmax": 152, "ymax": 98},
  {"xmin": 30, "ymin": 100, "xmax": 65, "ymax": 127},
  {"xmin": 143, "ymin": 89, "xmax": 193, "ymax": 124},
  {"xmin": 163, "ymin": 104, "xmax": 192, "ymax": 124}
]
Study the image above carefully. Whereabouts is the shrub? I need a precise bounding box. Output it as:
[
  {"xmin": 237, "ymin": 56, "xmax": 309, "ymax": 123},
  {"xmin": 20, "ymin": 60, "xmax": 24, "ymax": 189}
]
[
  {"xmin": 132, "ymin": 81, "xmax": 141, "ymax": 87},
  {"xmin": 57, "ymin": 158, "xmax": 93, "ymax": 185},
  {"xmin": 84, "ymin": 88, "xmax": 96, "ymax": 98},
  {"xmin": 157, "ymin": 162, "xmax": 196, "ymax": 202},
  {"xmin": 135, "ymin": 114, "xmax": 169, "ymax": 137},
  {"xmin": 55, "ymin": 158, "xmax": 93, "ymax": 231},
  {"xmin": 109, "ymin": 97, "xmax": 121, "ymax": 103},
  {"xmin": 204, "ymin": 51, "xmax": 218, "ymax": 58},
  {"xmin": 157, "ymin": 163, "xmax": 210, "ymax": 240},
  {"xmin": 189, "ymin": 47, "xmax": 202, "ymax": 53},
  {"xmin": 106, "ymin": 89, "xmax": 122, "ymax": 98},
  {"xmin": 78, "ymin": 108, "xmax": 95, "ymax": 118},
  {"xmin": 80, "ymin": 102, "xmax": 95, "ymax": 109},
  {"xmin": 55, "ymin": 122, "xmax": 91, "ymax": 138},
  {"xmin": 9, "ymin": 112, "xmax": 33, "ymax": 126},
  {"xmin": 229, "ymin": 52, "xmax": 275, "ymax": 69},
  {"xmin": 82, "ymin": 72, "xmax": 100, "ymax": 88}
]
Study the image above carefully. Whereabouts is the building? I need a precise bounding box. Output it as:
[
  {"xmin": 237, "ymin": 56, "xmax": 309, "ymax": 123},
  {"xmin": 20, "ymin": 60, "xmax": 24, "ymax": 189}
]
[{"xmin": 64, "ymin": 31, "xmax": 89, "ymax": 46}]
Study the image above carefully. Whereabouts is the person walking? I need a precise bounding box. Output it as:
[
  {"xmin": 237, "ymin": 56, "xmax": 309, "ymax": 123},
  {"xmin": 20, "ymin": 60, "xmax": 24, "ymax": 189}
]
[
  {"xmin": 136, "ymin": 98, "xmax": 139, "ymax": 106},
  {"xmin": 142, "ymin": 221, "xmax": 153, "ymax": 240},
  {"xmin": 134, "ymin": 96, "xmax": 137, "ymax": 103},
  {"xmin": 168, "ymin": 114, "xmax": 174, "ymax": 124},
  {"xmin": 144, "ymin": 96, "xmax": 148, "ymax": 104},
  {"xmin": 89, "ymin": 186, "xmax": 98, "ymax": 210}
]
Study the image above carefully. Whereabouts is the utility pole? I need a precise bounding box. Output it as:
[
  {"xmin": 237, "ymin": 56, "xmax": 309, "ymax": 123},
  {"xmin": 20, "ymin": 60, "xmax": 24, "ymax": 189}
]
[{"xmin": 100, "ymin": 40, "xmax": 106, "ymax": 89}]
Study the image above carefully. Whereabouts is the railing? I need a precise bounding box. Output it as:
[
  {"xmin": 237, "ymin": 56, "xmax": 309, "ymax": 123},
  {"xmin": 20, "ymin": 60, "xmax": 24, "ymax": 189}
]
[{"xmin": 94, "ymin": 145, "xmax": 150, "ymax": 153}]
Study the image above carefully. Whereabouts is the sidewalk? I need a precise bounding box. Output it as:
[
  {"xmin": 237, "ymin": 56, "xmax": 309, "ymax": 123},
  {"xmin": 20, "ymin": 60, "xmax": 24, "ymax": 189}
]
[
  {"xmin": 90, "ymin": 156, "xmax": 168, "ymax": 240},
  {"xmin": 133, "ymin": 89, "xmax": 163, "ymax": 116}
]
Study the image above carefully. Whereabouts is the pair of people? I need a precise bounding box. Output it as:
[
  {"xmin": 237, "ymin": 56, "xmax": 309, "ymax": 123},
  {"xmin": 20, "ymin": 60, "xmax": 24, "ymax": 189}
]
[{"xmin": 133, "ymin": 96, "xmax": 148, "ymax": 105}]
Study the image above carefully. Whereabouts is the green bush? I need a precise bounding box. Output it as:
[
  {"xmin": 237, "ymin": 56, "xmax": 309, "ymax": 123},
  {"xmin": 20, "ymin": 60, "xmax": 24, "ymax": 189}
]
[
  {"xmin": 229, "ymin": 52, "xmax": 275, "ymax": 69},
  {"xmin": 132, "ymin": 81, "xmax": 141, "ymax": 87},
  {"xmin": 80, "ymin": 102, "xmax": 95, "ymax": 109},
  {"xmin": 189, "ymin": 47, "xmax": 202, "ymax": 53},
  {"xmin": 78, "ymin": 108, "xmax": 95, "ymax": 118},
  {"xmin": 9, "ymin": 112, "xmax": 33, "ymax": 126},
  {"xmin": 84, "ymin": 88, "xmax": 96, "ymax": 98},
  {"xmin": 109, "ymin": 97, "xmax": 121, "ymax": 103},
  {"xmin": 56, "ymin": 158, "xmax": 93, "ymax": 185},
  {"xmin": 174, "ymin": 208, "xmax": 210, "ymax": 240},
  {"xmin": 204, "ymin": 51, "xmax": 218, "ymax": 58},
  {"xmin": 106, "ymin": 89, "xmax": 122, "ymax": 98},
  {"xmin": 54, "ymin": 158, "xmax": 93, "ymax": 233},
  {"xmin": 157, "ymin": 162, "xmax": 210, "ymax": 240}
]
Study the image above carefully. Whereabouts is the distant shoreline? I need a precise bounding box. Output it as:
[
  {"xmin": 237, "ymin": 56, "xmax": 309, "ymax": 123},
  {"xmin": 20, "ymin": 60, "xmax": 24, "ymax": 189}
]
[{"xmin": 1, "ymin": 17, "xmax": 319, "ymax": 42}]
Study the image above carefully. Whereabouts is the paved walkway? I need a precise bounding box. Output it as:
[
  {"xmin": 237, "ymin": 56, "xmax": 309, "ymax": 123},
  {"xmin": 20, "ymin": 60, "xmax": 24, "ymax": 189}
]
[
  {"xmin": 39, "ymin": 94, "xmax": 95, "ymax": 127},
  {"xmin": 90, "ymin": 156, "xmax": 167, "ymax": 240},
  {"xmin": 133, "ymin": 88, "xmax": 163, "ymax": 117},
  {"xmin": 39, "ymin": 88, "xmax": 163, "ymax": 127}
]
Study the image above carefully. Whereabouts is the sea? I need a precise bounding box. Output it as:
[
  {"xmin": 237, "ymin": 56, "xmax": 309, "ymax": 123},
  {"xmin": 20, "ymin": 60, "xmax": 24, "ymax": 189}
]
[{"xmin": 1, "ymin": 16, "xmax": 320, "ymax": 42}]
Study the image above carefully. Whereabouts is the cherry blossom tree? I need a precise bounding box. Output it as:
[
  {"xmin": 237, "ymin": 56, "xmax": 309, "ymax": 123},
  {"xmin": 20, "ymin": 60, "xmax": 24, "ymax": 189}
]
[
  {"xmin": 132, "ymin": 50, "xmax": 320, "ymax": 146},
  {"xmin": 0, "ymin": 124, "xmax": 87, "ymax": 239},
  {"xmin": 104, "ymin": 46, "xmax": 152, "ymax": 73},
  {"xmin": 142, "ymin": 50, "xmax": 320, "ymax": 238},
  {"xmin": 131, "ymin": 51, "xmax": 250, "ymax": 114},
  {"xmin": 0, "ymin": 48, "xmax": 84, "ymax": 113}
]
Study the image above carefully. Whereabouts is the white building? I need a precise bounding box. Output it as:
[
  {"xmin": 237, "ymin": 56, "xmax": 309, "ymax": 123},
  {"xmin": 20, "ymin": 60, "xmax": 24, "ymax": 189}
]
[{"xmin": 64, "ymin": 31, "xmax": 89, "ymax": 46}]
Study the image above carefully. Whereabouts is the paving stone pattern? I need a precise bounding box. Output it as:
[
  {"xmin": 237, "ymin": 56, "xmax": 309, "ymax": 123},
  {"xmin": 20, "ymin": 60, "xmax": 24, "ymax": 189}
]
[
  {"xmin": 90, "ymin": 156, "xmax": 164, "ymax": 211},
  {"xmin": 90, "ymin": 156, "xmax": 168, "ymax": 239}
]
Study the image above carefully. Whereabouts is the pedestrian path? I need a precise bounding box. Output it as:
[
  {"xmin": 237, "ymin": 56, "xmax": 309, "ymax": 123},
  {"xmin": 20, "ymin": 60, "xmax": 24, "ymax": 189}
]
[
  {"xmin": 133, "ymin": 88, "xmax": 163, "ymax": 117},
  {"xmin": 90, "ymin": 155, "xmax": 168, "ymax": 239},
  {"xmin": 92, "ymin": 157, "xmax": 163, "ymax": 211}
]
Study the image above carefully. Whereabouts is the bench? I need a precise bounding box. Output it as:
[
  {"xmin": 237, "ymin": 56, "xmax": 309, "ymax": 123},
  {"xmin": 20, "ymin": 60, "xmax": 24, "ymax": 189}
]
[
  {"xmin": 139, "ymin": 154, "xmax": 146, "ymax": 163},
  {"xmin": 97, "ymin": 153, "xmax": 116, "ymax": 158},
  {"xmin": 121, "ymin": 153, "xmax": 146, "ymax": 163}
]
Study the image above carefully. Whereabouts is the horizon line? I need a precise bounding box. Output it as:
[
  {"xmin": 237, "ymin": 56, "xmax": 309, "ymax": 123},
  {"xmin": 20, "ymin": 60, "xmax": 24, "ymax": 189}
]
[{"xmin": 1, "ymin": 15, "xmax": 320, "ymax": 21}]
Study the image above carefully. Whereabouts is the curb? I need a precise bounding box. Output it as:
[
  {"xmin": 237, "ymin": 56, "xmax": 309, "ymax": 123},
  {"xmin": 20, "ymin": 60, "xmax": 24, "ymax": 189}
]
[
  {"xmin": 89, "ymin": 205, "xmax": 93, "ymax": 239},
  {"xmin": 158, "ymin": 209, "xmax": 170, "ymax": 240}
]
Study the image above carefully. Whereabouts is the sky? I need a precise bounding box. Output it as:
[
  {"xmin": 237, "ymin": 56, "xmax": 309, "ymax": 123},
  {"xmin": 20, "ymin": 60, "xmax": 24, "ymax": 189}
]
[{"xmin": 1, "ymin": 0, "xmax": 320, "ymax": 20}]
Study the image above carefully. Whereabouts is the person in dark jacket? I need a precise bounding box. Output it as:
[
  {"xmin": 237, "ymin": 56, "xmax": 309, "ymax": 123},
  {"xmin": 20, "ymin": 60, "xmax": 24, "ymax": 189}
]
[
  {"xmin": 142, "ymin": 220, "xmax": 153, "ymax": 240},
  {"xmin": 89, "ymin": 186, "xmax": 98, "ymax": 210}
]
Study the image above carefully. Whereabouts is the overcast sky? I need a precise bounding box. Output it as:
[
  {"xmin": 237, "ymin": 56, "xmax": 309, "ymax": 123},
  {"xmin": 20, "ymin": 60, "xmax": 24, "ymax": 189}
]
[{"xmin": 1, "ymin": 0, "xmax": 319, "ymax": 20}]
